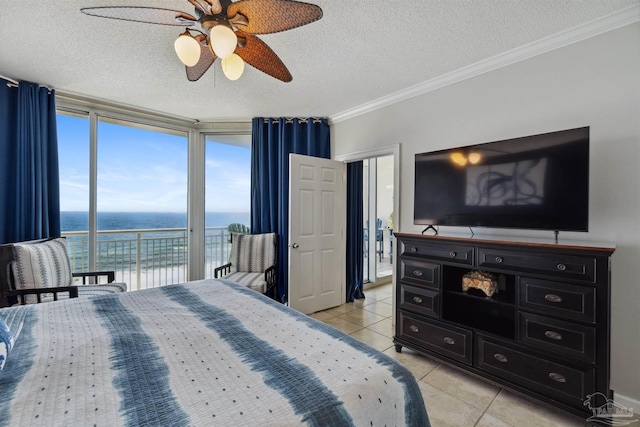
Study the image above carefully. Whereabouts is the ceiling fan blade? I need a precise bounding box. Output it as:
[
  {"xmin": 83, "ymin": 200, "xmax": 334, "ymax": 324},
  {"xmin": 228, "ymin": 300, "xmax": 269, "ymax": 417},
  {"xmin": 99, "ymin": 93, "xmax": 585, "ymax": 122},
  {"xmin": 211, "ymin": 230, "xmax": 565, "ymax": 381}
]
[
  {"xmin": 186, "ymin": 38, "xmax": 217, "ymax": 81},
  {"xmin": 188, "ymin": 0, "xmax": 220, "ymax": 15},
  {"xmin": 81, "ymin": 7, "xmax": 197, "ymax": 26},
  {"xmin": 227, "ymin": 0, "xmax": 322, "ymax": 34},
  {"xmin": 188, "ymin": 0, "xmax": 208, "ymax": 14},
  {"xmin": 236, "ymin": 33, "xmax": 292, "ymax": 82}
]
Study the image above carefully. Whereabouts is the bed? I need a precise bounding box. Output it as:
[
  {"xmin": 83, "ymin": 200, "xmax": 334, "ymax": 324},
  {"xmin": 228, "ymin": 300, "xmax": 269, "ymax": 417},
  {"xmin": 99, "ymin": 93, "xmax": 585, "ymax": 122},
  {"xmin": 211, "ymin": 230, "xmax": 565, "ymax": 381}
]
[{"xmin": 0, "ymin": 278, "xmax": 430, "ymax": 426}]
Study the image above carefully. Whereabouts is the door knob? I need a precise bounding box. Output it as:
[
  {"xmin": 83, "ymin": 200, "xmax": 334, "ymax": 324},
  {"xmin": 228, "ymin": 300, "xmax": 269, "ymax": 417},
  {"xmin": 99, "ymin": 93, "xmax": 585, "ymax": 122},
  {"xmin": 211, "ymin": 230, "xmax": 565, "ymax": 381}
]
[{"xmin": 291, "ymin": 243, "xmax": 299, "ymax": 248}]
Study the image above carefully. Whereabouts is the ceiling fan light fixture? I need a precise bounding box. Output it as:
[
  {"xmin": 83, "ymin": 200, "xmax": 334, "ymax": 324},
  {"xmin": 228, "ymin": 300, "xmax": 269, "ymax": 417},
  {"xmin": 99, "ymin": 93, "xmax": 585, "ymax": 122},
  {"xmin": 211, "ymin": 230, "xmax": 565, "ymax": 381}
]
[
  {"xmin": 174, "ymin": 30, "xmax": 201, "ymax": 67},
  {"xmin": 82, "ymin": 0, "xmax": 324, "ymax": 83},
  {"xmin": 221, "ymin": 53, "xmax": 245, "ymax": 81},
  {"xmin": 468, "ymin": 152, "xmax": 482, "ymax": 164},
  {"xmin": 209, "ymin": 24, "xmax": 237, "ymax": 59},
  {"xmin": 450, "ymin": 152, "xmax": 467, "ymax": 167}
]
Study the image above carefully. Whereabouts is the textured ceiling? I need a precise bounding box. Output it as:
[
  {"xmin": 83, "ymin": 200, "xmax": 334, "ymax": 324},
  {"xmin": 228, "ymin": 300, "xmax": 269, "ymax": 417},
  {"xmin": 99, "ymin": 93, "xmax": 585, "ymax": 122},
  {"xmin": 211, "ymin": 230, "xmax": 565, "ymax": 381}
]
[{"xmin": 1, "ymin": 0, "xmax": 638, "ymax": 123}]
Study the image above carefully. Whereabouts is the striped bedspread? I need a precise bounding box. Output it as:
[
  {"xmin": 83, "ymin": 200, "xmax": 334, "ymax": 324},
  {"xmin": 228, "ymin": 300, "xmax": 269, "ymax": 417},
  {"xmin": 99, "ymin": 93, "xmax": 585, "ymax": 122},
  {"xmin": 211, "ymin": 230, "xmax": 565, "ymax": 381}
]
[{"xmin": 0, "ymin": 279, "xmax": 430, "ymax": 426}]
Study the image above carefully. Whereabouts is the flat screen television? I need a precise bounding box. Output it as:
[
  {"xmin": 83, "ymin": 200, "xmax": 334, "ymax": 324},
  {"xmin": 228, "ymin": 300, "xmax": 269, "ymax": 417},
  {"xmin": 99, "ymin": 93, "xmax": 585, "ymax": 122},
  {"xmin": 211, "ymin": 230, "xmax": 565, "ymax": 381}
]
[{"xmin": 414, "ymin": 127, "xmax": 589, "ymax": 232}]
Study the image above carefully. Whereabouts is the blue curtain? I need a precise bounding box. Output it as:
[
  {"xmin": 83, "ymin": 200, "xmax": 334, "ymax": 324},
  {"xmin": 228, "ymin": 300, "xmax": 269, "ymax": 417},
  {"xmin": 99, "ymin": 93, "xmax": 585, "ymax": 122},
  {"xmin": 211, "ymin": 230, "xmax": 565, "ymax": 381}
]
[
  {"xmin": 250, "ymin": 117, "xmax": 330, "ymax": 302},
  {"xmin": 346, "ymin": 161, "xmax": 365, "ymax": 302},
  {"xmin": 0, "ymin": 79, "xmax": 60, "ymax": 244}
]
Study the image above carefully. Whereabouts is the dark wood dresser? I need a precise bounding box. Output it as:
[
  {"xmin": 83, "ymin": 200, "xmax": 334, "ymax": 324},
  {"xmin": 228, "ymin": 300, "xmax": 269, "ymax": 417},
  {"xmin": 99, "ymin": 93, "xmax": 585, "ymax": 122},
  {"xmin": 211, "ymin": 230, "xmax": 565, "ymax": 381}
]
[{"xmin": 393, "ymin": 232, "xmax": 615, "ymax": 417}]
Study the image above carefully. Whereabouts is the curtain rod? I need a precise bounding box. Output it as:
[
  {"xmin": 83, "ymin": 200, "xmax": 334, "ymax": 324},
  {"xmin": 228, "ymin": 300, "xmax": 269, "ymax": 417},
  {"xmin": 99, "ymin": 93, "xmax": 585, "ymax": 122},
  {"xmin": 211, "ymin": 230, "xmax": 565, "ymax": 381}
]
[
  {"xmin": 1, "ymin": 75, "xmax": 19, "ymax": 87},
  {"xmin": 263, "ymin": 117, "xmax": 324, "ymax": 124},
  {"xmin": 1, "ymin": 76, "xmax": 53, "ymax": 93}
]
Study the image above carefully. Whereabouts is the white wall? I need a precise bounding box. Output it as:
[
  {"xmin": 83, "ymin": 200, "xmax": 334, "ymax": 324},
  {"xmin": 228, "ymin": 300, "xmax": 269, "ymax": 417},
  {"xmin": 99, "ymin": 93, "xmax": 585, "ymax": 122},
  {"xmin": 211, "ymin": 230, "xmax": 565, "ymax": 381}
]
[{"xmin": 332, "ymin": 23, "xmax": 640, "ymax": 407}]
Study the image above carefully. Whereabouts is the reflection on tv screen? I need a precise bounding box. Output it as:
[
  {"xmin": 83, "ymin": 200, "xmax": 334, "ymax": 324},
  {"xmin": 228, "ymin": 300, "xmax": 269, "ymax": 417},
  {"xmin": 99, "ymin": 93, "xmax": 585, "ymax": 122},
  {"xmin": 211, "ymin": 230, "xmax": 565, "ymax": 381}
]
[{"xmin": 466, "ymin": 158, "xmax": 547, "ymax": 207}]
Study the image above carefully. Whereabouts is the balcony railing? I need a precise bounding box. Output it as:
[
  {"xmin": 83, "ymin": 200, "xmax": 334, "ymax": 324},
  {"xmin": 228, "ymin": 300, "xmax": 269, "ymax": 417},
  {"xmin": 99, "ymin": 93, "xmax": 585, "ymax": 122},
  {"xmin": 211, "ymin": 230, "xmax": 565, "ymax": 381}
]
[{"xmin": 62, "ymin": 227, "xmax": 233, "ymax": 291}]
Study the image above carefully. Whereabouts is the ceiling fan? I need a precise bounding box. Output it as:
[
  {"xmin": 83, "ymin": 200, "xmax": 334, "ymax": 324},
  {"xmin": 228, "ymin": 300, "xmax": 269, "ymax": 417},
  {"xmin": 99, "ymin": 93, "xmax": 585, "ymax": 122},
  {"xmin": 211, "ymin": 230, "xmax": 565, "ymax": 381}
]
[{"xmin": 81, "ymin": 0, "xmax": 323, "ymax": 83}]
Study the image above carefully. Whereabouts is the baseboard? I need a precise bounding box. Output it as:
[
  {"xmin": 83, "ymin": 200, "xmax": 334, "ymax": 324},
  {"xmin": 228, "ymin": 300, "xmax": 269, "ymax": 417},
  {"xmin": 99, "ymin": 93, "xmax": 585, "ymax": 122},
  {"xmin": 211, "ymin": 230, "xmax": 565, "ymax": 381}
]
[{"xmin": 614, "ymin": 392, "xmax": 640, "ymax": 416}]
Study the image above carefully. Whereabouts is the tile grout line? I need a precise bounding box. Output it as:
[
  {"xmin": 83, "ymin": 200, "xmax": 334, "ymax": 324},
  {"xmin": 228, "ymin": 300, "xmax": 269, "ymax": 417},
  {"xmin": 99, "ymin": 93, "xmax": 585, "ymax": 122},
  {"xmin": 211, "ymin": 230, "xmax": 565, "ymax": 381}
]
[{"xmin": 472, "ymin": 389, "xmax": 510, "ymax": 427}]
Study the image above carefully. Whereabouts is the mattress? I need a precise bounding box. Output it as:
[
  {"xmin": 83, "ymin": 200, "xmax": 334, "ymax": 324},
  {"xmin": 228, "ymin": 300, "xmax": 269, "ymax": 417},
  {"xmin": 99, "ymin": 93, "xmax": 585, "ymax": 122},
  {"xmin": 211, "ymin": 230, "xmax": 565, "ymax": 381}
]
[{"xmin": 0, "ymin": 278, "xmax": 430, "ymax": 426}]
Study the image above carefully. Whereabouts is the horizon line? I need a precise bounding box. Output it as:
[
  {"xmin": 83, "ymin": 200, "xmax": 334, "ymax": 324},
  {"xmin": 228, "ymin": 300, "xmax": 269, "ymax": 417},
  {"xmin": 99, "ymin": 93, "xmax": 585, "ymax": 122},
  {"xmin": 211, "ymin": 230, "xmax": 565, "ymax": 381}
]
[{"xmin": 60, "ymin": 211, "xmax": 250, "ymax": 213}]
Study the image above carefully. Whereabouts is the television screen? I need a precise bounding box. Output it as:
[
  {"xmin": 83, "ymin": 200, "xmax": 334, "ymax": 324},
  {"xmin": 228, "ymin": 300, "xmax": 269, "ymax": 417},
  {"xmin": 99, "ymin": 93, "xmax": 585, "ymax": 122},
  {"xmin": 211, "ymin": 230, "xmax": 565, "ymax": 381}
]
[{"xmin": 414, "ymin": 127, "xmax": 589, "ymax": 232}]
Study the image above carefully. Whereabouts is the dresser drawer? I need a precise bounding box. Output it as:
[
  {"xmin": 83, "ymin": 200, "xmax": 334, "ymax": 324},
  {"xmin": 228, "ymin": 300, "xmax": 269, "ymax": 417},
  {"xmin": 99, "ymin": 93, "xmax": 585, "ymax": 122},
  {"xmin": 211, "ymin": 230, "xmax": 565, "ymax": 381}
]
[
  {"xmin": 397, "ymin": 311, "xmax": 472, "ymax": 364},
  {"xmin": 519, "ymin": 277, "xmax": 595, "ymax": 323},
  {"xmin": 399, "ymin": 284, "xmax": 439, "ymax": 317},
  {"xmin": 478, "ymin": 248, "xmax": 596, "ymax": 283},
  {"xmin": 399, "ymin": 259, "xmax": 439, "ymax": 289},
  {"xmin": 476, "ymin": 335, "xmax": 595, "ymax": 406},
  {"xmin": 401, "ymin": 240, "xmax": 474, "ymax": 266},
  {"xmin": 519, "ymin": 312, "xmax": 596, "ymax": 363}
]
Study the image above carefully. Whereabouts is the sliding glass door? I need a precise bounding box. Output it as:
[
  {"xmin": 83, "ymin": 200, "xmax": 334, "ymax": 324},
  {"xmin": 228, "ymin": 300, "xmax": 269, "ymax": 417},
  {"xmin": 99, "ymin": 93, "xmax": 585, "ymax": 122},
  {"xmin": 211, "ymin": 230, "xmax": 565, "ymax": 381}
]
[
  {"xmin": 204, "ymin": 134, "xmax": 251, "ymax": 278},
  {"xmin": 363, "ymin": 155, "xmax": 394, "ymax": 284}
]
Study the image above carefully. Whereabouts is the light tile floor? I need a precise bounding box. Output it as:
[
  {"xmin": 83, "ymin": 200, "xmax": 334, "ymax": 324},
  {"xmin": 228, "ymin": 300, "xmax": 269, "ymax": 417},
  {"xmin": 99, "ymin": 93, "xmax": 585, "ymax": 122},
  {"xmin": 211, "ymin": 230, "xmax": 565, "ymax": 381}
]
[{"xmin": 310, "ymin": 283, "xmax": 638, "ymax": 427}]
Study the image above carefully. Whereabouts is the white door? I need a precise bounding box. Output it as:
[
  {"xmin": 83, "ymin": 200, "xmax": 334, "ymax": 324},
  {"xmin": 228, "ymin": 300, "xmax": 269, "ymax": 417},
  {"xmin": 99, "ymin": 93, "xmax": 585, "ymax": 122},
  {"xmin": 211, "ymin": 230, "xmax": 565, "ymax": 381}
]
[{"xmin": 288, "ymin": 153, "xmax": 346, "ymax": 314}]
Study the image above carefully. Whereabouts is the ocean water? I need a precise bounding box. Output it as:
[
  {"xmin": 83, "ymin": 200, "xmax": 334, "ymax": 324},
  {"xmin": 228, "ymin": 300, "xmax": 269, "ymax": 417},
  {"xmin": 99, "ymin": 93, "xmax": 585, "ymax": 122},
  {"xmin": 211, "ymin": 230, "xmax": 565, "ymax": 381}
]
[
  {"xmin": 61, "ymin": 211, "xmax": 250, "ymax": 232},
  {"xmin": 61, "ymin": 212, "xmax": 248, "ymax": 284}
]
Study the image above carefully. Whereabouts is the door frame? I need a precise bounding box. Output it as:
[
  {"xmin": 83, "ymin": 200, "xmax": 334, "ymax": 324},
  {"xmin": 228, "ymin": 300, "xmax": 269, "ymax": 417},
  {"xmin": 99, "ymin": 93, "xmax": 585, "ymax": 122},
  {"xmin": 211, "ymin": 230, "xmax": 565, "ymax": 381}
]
[
  {"xmin": 336, "ymin": 144, "xmax": 401, "ymax": 283},
  {"xmin": 336, "ymin": 144, "xmax": 400, "ymax": 323}
]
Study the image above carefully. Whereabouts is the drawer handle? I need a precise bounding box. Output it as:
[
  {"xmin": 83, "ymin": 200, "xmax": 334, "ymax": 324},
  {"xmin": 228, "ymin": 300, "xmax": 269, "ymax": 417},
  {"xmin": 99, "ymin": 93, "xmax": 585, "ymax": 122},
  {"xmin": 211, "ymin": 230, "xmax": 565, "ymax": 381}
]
[
  {"xmin": 495, "ymin": 256, "xmax": 503, "ymax": 263},
  {"xmin": 548, "ymin": 372, "xmax": 566, "ymax": 383},
  {"xmin": 493, "ymin": 353, "xmax": 508, "ymax": 363},
  {"xmin": 410, "ymin": 247, "xmax": 418, "ymax": 253},
  {"xmin": 412, "ymin": 296, "xmax": 423, "ymax": 304},
  {"xmin": 545, "ymin": 330, "xmax": 563, "ymax": 341},
  {"xmin": 413, "ymin": 270, "xmax": 423, "ymax": 277},
  {"xmin": 544, "ymin": 294, "xmax": 563, "ymax": 303},
  {"xmin": 443, "ymin": 337, "xmax": 455, "ymax": 345},
  {"xmin": 409, "ymin": 325, "xmax": 419, "ymax": 333},
  {"xmin": 449, "ymin": 251, "xmax": 457, "ymax": 258},
  {"xmin": 557, "ymin": 263, "xmax": 567, "ymax": 271}
]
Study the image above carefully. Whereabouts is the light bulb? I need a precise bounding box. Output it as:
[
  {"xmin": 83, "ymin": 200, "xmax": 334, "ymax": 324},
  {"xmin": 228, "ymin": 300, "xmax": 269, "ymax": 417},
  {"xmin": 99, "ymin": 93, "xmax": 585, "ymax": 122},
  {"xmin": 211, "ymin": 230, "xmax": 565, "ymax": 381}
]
[
  {"xmin": 174, "ymin": 31, "xmax": 201, "ymax": 67},
  {"xmin": 222, "ymin": 53, "xmax": 245, "ymax": 81},
  {"xmin": 209, "ymin": 25, "xmax": 237, "ymax": 59}
]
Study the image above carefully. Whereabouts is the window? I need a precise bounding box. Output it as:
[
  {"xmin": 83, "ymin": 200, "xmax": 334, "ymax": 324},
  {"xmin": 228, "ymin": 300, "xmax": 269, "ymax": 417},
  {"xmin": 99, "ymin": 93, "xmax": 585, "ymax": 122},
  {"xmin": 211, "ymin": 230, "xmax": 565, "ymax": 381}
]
[
  {"xmin": 58, "ymin": 112, "xmax": 91, "ymax": 274},
  {"xmin": 57, "ymin": 104, "xmax": 253, "ymax": 288},
  {"xmin": 57, "ymin": 111, "xmax": 189, "ymax": 290},
  {"xmin": 97, "ymin": 118, "xmax": 188, "ymax": 288},
  {"xmin": 204, "ymin": 134, "xmax": 251, "ymax": 278},
  {"xmin": 58, "ymin": 112, "xmax": 90, "ymax": 214}
]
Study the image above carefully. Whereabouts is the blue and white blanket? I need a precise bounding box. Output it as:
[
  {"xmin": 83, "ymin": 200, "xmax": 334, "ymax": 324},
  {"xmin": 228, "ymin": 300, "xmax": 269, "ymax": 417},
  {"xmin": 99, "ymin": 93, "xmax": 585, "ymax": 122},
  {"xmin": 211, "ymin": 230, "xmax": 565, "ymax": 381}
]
[{"xmin": 0, "ymin": 279, "xmax": 430, "ymax": 426}]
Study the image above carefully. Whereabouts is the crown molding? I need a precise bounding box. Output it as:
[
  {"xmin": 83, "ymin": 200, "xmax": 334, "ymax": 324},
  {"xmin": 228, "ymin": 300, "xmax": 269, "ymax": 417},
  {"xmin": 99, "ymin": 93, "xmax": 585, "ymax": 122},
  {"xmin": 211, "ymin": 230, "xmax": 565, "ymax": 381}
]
[{"xmin": 330, "ymin": 4, "xmax": 640, "ymax": 124}]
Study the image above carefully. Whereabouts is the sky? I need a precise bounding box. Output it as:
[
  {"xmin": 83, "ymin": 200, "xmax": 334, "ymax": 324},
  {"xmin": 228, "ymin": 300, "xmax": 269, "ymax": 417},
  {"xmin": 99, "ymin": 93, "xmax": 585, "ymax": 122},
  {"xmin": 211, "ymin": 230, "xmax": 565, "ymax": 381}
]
[{"xmin": 57, "ymin": 114, "xmax": 251, "ymax": 213}]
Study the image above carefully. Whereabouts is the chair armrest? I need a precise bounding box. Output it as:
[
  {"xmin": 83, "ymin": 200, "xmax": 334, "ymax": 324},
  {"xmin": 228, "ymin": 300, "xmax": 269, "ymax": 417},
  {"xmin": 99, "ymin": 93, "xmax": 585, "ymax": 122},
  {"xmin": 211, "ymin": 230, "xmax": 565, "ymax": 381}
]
[
  {"xmin": 264, "ymin": 265, "xmax": 277, "ymax": 295},
  {"xmin": 6, "ymin": 286, "xmax": 79, "ymax": 305},
  {"xmin": 72, "ymin": 271, "xmax": 115, "ymax": 284},
  {"xmin": 214, "ymin": 263, "xmax": 232, "ymax": 278}
]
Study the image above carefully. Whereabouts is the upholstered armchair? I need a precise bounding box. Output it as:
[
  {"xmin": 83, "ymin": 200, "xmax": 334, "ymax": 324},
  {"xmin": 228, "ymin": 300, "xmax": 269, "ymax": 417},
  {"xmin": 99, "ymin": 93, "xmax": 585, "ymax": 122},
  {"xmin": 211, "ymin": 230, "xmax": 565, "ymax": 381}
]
[
  {"xmin": 214, "ymin": 232, "xmax": 277, "ymax": 297},
  {"xmin": 227, "ymin": 223, "xmax": 250, "ymax": 235},
  {"xmin": 0, "ymin": 237, "xmax": 126, "ymax": 307}
]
